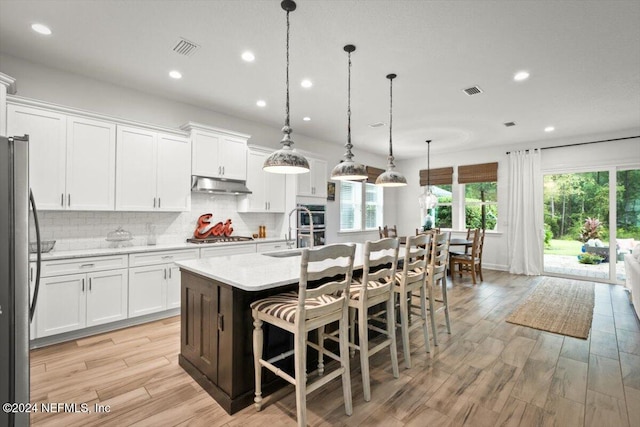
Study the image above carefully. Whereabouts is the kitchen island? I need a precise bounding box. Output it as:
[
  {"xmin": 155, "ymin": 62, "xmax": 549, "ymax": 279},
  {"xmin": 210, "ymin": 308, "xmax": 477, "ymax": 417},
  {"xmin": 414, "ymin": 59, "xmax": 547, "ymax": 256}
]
[{"xmin": 176, "ymin": 245, "xmax": 369, "ymax": 414}]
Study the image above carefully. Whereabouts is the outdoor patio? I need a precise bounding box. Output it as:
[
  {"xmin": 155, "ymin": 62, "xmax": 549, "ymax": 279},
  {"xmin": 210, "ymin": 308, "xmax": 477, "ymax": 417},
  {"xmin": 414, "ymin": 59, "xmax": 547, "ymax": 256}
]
[{"xmin": 544, "ymin": 253, "xmax": 626, "ymax": 282}]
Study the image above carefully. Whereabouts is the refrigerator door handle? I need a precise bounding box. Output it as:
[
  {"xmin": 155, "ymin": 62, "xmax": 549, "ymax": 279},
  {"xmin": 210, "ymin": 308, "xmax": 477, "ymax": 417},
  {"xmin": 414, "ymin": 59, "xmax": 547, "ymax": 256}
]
[{"xmin": 29, "ymin": 189, "xmax": 41, "ymax": 322}]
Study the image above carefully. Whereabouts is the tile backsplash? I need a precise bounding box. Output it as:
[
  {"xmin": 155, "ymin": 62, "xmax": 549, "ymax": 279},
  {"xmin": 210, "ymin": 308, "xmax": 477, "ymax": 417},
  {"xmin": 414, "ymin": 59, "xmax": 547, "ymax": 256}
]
[{"xmin": 37, "ymin": 193, "xmax": 284, "ymax": 251}]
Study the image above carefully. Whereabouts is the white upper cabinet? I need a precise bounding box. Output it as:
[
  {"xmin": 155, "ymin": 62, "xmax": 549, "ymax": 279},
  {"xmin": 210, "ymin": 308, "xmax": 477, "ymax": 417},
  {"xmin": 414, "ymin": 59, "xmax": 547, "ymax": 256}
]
[
  {"xmin": 157, "ymin": 133, "xmax": 191, "ymax": 211},
  {"xmin": 181, "ymin": 122, "xmax": 250, "ymax": 181},
  {"xmin": 237, "ymin": 147, "xmax": 286, "ymax": 213},
  {"xmin": 116, "ymin": 125, "xmax": 191, "ymax": 211},
  {"xmin": 8, "ymin": 103, "xmax": 117, "ymax": 210},
  {"xmin": 66, "ymin": 116, "xmax": 116, "ymax": 210},
  {"xmin": 297, "ymin": 157, "xmax": 327, "ymax": 198}
]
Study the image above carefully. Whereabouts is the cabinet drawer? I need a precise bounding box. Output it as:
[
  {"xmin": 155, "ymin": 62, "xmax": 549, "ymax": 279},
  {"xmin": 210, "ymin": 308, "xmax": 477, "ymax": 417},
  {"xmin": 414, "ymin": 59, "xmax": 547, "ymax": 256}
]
[
  {"xmin": 41, "ymin": 255, "xmax": 128, "ymax": 277},
  {"xmin": 256, "ymin": 241, "xmax": 290, "ymax": 253},
  {"xmin": 200, "ymin": 244, "xmax": 256, "ymax": 258},
  {"xmin": 129, "ymin": 248, "xmax": 199, "ymax": 267}
]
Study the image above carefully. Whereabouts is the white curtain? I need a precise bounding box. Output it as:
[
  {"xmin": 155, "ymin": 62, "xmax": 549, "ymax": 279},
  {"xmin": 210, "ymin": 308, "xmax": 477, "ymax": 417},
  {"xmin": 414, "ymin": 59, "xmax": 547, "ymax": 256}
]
[{"xmin": 507, "ymin": 149, "xmax": 543, "ymax": 275}]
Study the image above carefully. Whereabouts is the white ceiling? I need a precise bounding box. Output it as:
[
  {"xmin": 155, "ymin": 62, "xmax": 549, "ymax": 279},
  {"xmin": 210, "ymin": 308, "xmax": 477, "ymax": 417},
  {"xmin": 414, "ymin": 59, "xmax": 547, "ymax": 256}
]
[{"xmin": 1, "ymin": 0, "xmax": 639, "ymax": 159}]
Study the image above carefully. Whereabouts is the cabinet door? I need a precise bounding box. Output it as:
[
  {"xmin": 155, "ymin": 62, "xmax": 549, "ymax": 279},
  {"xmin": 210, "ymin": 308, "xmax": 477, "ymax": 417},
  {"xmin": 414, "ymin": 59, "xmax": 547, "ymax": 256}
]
[
  {"xmin": 297, "ymin": 164, "xmax": 313, "ymax": 196},
  {"xmin": 116, "ymin": 125, "xmax": 158, "ymax": 211},
  {"xmin": 66, "ymin": 116, "xmax": 116, "ymax": 210},
  {"xmin": 200, "ymin": 244, "xmax": 256, "ymax": 258},
  {"xmin": 36, "ymin": 273, "xmax": 86, "ymax": 337},
  {"xmin": 191, "ymin": 131, "xmax": 220, "ymax": 178},
  {"xmin": 7, "ymin": 104, "xmax": 67, "ymax": 210},
  {"xmin": 86, "ymin": 269, "xmax": 128, "ymax": 327},
  {"xmin": 128, "ymin": 265, "xmax": 167, "ymax": 317},
  {"xmin": 312, "ymin": 159, "xmax": 327, "ymax": 198},
  {"xmin": 265, "ymin": 168, "xmax": 286, "ymax": 212},
  {"xmin": 166, "ymin": 265, "xmax": 181, "ymax": 309},
  {"xmin": 157, "ymin": 133, "xmax": 191, "ymax": 211},
  {"xmin": 219, "ymin": 137, "xmax": 247, "ymax": 180},
  {"xmin": 237, "ymin": 150, "xmax": 266, "ymax": 212}
]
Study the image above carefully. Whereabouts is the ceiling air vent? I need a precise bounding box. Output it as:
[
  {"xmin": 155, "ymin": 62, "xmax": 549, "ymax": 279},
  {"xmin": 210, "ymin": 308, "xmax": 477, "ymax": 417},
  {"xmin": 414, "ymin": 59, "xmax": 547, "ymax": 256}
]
[
  {"xmin": 172, "ymin": 38, "xmax": 200, "ymax": 57},
  {"xmin": 463, "ymin": 86, "xmax": 483, "ymax": 96},
  {"xmin": 504, "ymin": 121, "xmax": 516, "ymax": 127}
]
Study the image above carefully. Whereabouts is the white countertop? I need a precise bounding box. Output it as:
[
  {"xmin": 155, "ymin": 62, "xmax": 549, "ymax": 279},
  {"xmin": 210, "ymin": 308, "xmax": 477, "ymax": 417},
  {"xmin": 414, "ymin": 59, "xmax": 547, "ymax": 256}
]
[
  {"xmin": 30, "ymin": 237, "xmax": 288, "ymax": 261},
  {"xmin": 176, "ymin": 243, "xmax": 397, "ymax": 292}
]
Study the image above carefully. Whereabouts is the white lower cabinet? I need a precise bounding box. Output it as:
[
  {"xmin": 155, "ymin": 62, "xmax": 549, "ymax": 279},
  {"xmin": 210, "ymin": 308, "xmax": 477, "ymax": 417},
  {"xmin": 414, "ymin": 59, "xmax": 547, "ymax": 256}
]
[
  {"xmin": 200, "ymin": 243, "xmax": 256, "ymax": 258},
  {"xmin": 128, "ymin": 248, "xmax": 199, "ymax": 317},
  {"xmin": 36, "ymin": 269, "xmax": 128, "ymax": 338},
  {"xmin": 256, "ymin": 241, "xmax": 292, "ymax": 253}
]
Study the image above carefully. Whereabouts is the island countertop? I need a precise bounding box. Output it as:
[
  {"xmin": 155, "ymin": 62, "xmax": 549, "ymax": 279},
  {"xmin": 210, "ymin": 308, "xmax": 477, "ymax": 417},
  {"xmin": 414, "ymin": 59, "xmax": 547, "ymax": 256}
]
[{"xmin": 175, "ymin": 243, "xmax": 370, "ymax": 292}]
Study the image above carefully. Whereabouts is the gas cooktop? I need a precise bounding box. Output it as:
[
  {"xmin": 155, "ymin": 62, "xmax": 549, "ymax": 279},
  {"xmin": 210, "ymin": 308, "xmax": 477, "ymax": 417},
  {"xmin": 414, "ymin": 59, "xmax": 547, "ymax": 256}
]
[{"xmin": 186, "ymin": 236, "xmax": 254, "ymax": 244}]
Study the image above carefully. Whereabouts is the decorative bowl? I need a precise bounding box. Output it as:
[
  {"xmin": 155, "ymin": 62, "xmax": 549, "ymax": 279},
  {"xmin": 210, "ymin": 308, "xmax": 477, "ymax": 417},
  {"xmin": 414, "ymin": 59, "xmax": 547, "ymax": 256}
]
[{"xmin": 30, "ymin": 240, "xmax": 56, "ymax": 253}]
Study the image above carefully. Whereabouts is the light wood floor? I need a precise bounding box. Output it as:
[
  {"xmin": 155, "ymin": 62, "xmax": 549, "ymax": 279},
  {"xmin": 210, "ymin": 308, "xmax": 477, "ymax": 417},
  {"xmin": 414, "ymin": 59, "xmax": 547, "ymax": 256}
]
[{"xmin": 30, "ymin": 270, "xmax": 640, "ymax": 426}]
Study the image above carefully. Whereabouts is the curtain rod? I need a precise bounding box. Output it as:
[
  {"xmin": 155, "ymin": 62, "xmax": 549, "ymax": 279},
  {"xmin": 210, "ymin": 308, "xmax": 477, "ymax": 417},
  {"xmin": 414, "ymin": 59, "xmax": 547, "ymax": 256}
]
[{"xmin": 505, "ymin": 135, "xmax": 639, "ymax": 155}]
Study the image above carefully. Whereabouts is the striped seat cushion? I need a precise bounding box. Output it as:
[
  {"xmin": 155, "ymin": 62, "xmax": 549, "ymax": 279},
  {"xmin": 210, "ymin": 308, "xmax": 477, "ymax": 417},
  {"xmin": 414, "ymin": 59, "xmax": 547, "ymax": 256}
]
[
  {"xmin": 251, "ymin": 291, "xmax": 341, "ymax": 323},
  {"xmin": 348, "ymin": 278, "xmax": 391, "ymax": 300},
  {"xmin": 395, "ymin": 268, "xmax": 424, "ymax": 283}
]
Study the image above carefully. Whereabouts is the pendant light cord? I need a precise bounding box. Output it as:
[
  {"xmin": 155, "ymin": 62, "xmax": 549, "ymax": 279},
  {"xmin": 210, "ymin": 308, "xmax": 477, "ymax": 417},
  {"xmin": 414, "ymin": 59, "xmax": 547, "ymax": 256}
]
[
  {"xmin": 284, "ymin": 9, "xmax": 290, "ymax": 128},
  {"xmin": 388, "ymin": 77, "xmax": 393, "ymax": 159},
  {"xmin": 346, "ymin": 50, "xmax": 352, "ymax": 155},
  {"xmin": 427, "ymin": 139, "xmax": 431, "ymax": 187}
]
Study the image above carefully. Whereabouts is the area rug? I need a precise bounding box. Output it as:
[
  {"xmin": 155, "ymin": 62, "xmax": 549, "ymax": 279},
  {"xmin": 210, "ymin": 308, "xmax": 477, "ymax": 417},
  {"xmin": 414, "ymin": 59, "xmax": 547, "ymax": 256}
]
[{"xmin": 506, "ymin": 278, "xmax": 595, "ymax": 339}]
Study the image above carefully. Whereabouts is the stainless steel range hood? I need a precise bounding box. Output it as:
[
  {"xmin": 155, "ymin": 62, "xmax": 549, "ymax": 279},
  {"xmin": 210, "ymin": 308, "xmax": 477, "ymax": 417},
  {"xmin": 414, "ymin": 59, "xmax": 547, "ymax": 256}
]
[{"xmin": 191, "ymin": 176, "xmax": 252, "ymax": 194}]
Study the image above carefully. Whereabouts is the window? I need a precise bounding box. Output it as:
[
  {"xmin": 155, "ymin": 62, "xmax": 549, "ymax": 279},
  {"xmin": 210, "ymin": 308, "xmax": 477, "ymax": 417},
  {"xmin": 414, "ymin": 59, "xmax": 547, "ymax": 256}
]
[
  {"xmin": 419, "ymin": 167, "xmax": 453, "ymax": 229},
  {"xmin": 459, "ymin": 162, "xmax": 498, "ymax": 230},
  {"xmin": 340, "ymin": 181, "xmax": 383, "ymax": 231},
  {"xmin": 464, "ymin": 182, "xmax": 497, "ymax": 230}
]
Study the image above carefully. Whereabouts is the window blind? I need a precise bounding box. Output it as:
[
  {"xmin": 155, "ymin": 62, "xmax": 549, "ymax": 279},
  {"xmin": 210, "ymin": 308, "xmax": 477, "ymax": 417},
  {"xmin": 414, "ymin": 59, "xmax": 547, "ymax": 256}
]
[
  {"xmin": 458, "ymin": 162, "xmax": 498, "ymax": 183},
  {"xmin": 419, "ymin": 167, "xmax": 454, "ymax": 186}
]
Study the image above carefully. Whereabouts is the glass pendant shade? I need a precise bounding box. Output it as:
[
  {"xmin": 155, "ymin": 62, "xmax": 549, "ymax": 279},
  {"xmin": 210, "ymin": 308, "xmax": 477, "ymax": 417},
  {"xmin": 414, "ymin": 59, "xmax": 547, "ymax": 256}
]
[
  {"xmin": 331, "ymin": 44, "xmax": 367, "ymax": 181},
  {"xmin": 376, "ymin": 73, "xmax": 407, "ymax": 187},
  {"xmin": 263, "ymin": 0, "xmax": 310, "ymax": 174}
]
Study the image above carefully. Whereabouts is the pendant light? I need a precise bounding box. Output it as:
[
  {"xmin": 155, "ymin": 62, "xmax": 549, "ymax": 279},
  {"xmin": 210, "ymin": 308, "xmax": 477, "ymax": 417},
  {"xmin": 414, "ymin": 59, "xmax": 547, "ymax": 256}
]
[
  {"xmin": 418, "ymin": 139, "xmax": 438, "ymax": 209},
  {"xmin": 331, "ymin": 44, "xmax": 368, "ymax": 181},
  {"xmin": 263, "ymin": 0, "xmax": 310, "ymax": 174},
  {"xmin": 375, "ymin": 74, "xmax": 407, "ymax": 187}
]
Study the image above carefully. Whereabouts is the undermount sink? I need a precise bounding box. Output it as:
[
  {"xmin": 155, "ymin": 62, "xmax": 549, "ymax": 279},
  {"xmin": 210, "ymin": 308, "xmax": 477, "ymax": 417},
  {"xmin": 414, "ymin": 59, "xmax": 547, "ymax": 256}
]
[{"xmin": 263, "ymin": 249, "xmax": 303, "ymax": 258}]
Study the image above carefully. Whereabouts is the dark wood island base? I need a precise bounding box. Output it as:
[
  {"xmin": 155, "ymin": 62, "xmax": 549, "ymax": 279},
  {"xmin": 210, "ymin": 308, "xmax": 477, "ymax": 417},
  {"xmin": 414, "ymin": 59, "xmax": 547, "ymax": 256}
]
[{"xmin": 179, "ymin": 269, "xmax": 297, "ymax": 414}]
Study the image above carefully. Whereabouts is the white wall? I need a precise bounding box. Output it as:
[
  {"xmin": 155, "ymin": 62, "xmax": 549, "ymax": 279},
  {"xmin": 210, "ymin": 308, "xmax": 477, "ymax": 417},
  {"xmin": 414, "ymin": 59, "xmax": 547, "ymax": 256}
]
[
  {"xmin": 396, "ymin": 134, "xmax": 640, "ymax": 271},
  {"xmin": 1, "ymin": 53, "xmax": 392, "ymax": 247}
]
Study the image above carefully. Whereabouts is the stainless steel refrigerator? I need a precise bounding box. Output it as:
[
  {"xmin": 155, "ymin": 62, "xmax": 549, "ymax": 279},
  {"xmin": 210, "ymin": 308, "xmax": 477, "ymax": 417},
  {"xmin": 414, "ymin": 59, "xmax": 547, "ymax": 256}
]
[{"xmin": 1, "ymin": 135, "xmax": 41, "ymax": 427}]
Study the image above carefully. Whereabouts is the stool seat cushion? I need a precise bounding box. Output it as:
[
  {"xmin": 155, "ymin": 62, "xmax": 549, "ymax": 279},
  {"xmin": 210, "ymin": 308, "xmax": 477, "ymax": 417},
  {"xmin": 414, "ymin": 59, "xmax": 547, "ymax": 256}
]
[
  {"xmin": 251, "ymin": 291, "xmax": 340, "ymax": 323},
  {"xmin": 348, "ymin": 278, "xmax": 390, "ymax": 300}
]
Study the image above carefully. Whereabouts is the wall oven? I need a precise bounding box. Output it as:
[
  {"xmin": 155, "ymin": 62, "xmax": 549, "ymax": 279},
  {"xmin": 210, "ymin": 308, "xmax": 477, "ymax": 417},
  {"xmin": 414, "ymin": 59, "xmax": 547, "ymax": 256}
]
[{"xmin": 297, "ymin": 204, "xmax": 325, "ymax": 248}]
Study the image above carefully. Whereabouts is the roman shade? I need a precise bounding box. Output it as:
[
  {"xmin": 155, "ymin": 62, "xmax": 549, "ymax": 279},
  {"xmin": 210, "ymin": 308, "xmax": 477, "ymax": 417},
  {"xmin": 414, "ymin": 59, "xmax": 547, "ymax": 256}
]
[
  {"xmin": 366, "ymin": 166, "xmax": 385, "ymax": 183},
  {"xmin": 419, "ymin": 167, "xmax": 454, "ymax": 186},
  {"xmin": 458, "ymin": 162, "xmax": 498, "ymax": 183}
]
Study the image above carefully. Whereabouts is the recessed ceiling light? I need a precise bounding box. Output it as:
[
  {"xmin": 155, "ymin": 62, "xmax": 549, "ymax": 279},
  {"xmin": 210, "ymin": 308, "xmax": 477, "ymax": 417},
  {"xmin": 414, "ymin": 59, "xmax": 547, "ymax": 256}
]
[
  {"xmin": 31, "ymin": 23, "xmax": 52, "ymax": 35},
  {"xmin": 514, "ymin": 71, "xmax": 530, "ymax": 81},
  {"xmin": 303, "ymin": 117, "xmax": 311, "ymax": 121},
  {"xmin": 169, "ymin": 70, "xmax": 182, "ymax": 79},
  {"xmin": 301, "ymin": 79, "xmax": 313, "ymax": 88},
  {"xmin": 544, "ymin": 126, "xmax": 555, "ymax": 132},
  {"xmin": 256, "ymin": 100, "xmax": 266, "ymax": 107},
  {"xmin": 241, "ymin": 51, "xmax": 255, "ymax": 62}
]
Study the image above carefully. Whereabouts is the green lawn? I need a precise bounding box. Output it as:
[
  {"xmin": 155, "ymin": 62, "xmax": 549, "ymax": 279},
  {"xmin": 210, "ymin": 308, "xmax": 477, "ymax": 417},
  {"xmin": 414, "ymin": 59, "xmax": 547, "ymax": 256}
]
[{"xmin": 545, "ymin": 239, "xmax": 583, "ymax": 256}]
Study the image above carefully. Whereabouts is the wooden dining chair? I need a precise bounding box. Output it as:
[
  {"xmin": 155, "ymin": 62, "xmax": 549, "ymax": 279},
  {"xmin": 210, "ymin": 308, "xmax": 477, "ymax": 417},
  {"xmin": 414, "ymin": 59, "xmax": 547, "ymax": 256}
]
[
  {"xmin": 449, "ymin": 228, "xmax": 485, "ymax": 284},
  {"xmin": 251, "ymin": 244, "xmax": 356, "ymax": 427},
  {"xmin": 393, "ymin": 233, "xmax": 432, "ymax": 368},
  {"xmin": 425, "ymin": 232, "xmax": 451, "ymax": 346},
  {"xmin": 416, "ymin": 227, "xmax": 440, "ymax": 236},
  {"xmin": 379, "ymin": 225, "xmax": 398, "ymax": 239},
  {"xmin": 339, "ymin": 238, "xmax": 400, "ymax": 402},
  {"xmin": 449, "ymin": 228, "xmax": 474, "ymax": 256}
]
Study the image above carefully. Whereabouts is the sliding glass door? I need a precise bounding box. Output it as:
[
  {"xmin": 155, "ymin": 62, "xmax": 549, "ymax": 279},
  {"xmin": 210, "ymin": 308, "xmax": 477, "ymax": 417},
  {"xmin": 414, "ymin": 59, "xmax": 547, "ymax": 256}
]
[{"xmin": 543, "ymin": 167, "xmax": 639, "ymax": 283}]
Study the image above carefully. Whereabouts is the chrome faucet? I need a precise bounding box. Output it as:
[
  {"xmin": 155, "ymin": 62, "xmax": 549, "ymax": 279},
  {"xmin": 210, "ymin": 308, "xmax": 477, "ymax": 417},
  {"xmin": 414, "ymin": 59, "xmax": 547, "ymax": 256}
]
[{"xmin": 288, "ymin": 206, "xmax": 314, "ymax": 248}]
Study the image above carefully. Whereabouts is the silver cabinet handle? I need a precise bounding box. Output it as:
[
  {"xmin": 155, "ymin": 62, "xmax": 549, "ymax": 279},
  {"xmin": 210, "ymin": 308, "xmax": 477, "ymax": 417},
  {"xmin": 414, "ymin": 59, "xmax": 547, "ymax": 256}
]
[
  {"xmin": 89, "ymin": 278, "xmax": 92, "ymax": 291},
  {"xmin": 158, "ymin": 197, "xmax": 161, "ymax": 208},
  {"xmin": 153, "ymin": 197, "xmax": 156, "ymax": 208},
  {"xmin": 80, "ymin": 263, "xmax": 95, "ymax": 268},
  {"xmin": 164, "ymin": 268, "xmax": 167, "ymax": 279},
  {"xmin": 68, "ymin": 194, "xmax": 71, "ymax": 206},
  {"xmin": 169, "ymin": 268, "xmax": 172, "ymax": 279},
  {"xmin": 222, "ymin": 166, "xmax": 225, "ymax": 175},
  {"xmin": 218, "ymin": 166, "xmax": 221, "ymax": 175},
  {"xmin": 161, "ymin": 255, "xmax": 173, "ymax": 259},
  {"xmin": 61, "ymin": 193, "xmax": 64, "ymax": 206},
  {"xmin": 82, "ymin": 278, "xmax": 85, "ymax": 292}
]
